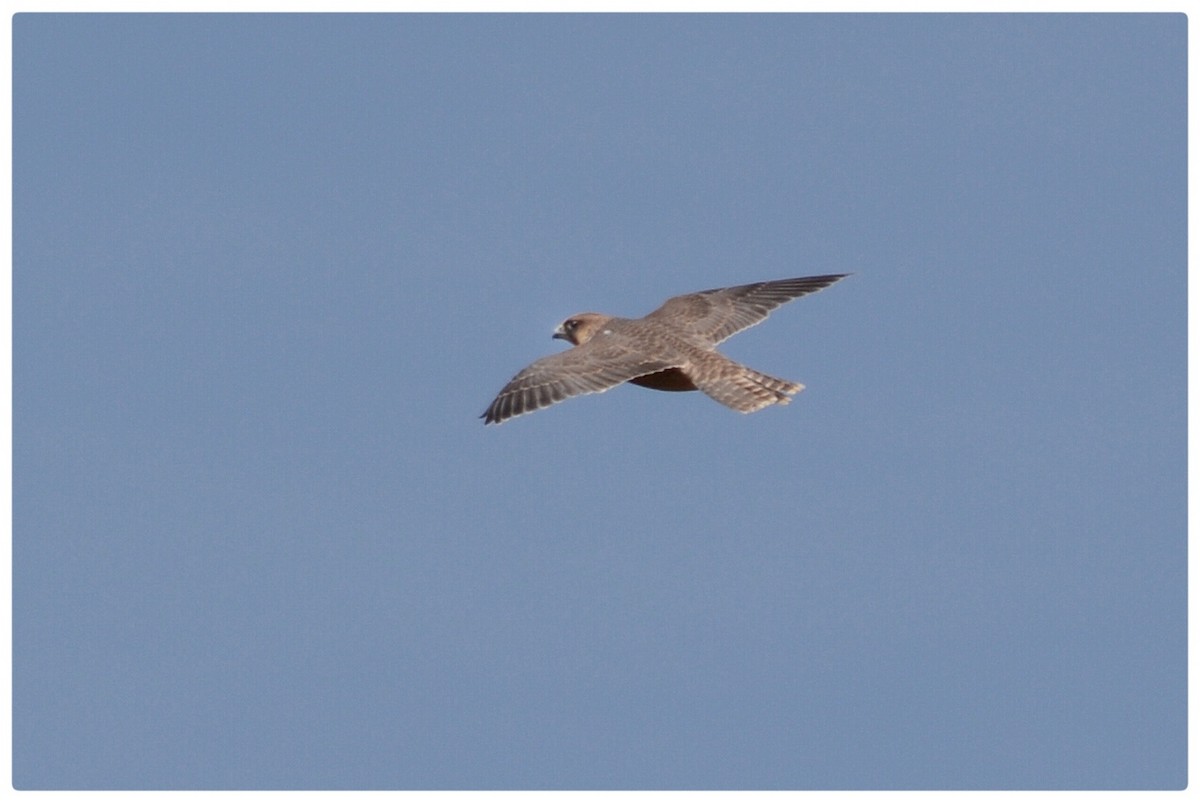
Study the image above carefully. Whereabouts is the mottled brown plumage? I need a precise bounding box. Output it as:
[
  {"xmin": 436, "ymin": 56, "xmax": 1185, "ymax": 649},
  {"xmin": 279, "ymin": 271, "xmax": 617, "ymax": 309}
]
[{"xmin": 481, "ymin": 274, "xmax": 848, "ymax": 425}]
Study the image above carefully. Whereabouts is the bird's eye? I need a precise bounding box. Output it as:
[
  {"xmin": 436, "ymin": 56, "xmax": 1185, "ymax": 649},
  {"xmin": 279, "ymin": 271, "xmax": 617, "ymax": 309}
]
[{"xmin": 565, "ymin": 319, "xmax": 579, "ymax": 330}]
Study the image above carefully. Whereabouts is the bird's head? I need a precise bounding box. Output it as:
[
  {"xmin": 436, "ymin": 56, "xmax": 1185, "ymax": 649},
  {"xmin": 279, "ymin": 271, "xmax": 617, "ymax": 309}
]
[{"xmin": 552, "ymin": 313, "xmax": 612, "ymax": 346}]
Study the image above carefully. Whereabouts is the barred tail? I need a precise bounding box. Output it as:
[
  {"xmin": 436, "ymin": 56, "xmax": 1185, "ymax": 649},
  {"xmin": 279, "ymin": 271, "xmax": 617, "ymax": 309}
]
[{"xmin": 693, "ymin": 362, "xmax": 805, "ymax": 414}]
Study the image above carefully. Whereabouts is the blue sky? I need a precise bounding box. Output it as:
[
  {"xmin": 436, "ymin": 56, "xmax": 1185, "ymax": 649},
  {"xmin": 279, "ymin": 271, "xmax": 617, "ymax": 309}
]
[{"xmin": 13, "ymin": 13, "xmax": 1186, "ymax": 790}]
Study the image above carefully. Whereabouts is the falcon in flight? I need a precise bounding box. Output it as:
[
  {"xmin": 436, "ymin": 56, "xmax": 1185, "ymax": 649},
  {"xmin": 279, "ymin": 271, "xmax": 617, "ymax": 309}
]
[{"xmin": 482, "ymin": 273, "xmax": 848, "ymax": 425}]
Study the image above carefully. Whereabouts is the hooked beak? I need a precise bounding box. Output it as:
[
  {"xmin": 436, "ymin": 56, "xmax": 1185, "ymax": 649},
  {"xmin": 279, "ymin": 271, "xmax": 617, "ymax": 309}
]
[{"xmin": 552, "ymin": 325, "xmax": 568, "ymax": 341}]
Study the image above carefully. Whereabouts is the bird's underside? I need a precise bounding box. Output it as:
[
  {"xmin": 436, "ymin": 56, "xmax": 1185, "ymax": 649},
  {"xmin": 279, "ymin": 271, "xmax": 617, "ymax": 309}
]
[
  {"xmin": 481, "ymin": 273, "xmax": 847, "ymax": 425},
  {"xmin": 628, "ymin": 367, "xmax": 696, "ymax": 392}
]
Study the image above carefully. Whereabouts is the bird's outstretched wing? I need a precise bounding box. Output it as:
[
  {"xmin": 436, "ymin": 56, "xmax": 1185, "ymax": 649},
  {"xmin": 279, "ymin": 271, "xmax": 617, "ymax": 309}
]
[
  {"xmin": 481, "ymin": 332, "xmax": 680, "ymax": 425},
  {"xmin": 644, "ymin": 274, "xmax": 848, "ymax": 346}
]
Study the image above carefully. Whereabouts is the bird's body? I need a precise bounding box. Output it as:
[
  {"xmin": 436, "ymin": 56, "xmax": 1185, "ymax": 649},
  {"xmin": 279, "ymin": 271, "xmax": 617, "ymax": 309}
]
[
  {"xmin": 628, "ymin": 367, "xmax": 697, "ymax": 392},
  {"xmin": 482, "ymin": 273, "xmax": 848, "ymax": 425}
]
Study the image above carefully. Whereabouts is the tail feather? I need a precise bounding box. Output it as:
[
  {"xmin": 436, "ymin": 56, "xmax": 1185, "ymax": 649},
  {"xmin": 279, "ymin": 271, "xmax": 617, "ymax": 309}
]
[{"xmin": 691, "ymin": 359, "xmax": 805, "ymax": 414}]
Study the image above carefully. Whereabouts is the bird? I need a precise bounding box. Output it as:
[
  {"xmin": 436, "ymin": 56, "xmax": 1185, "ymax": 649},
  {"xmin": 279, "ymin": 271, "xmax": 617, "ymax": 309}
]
[{"xmin": 481, "ymin": 273, "xmax": 848, "ymax": 425}]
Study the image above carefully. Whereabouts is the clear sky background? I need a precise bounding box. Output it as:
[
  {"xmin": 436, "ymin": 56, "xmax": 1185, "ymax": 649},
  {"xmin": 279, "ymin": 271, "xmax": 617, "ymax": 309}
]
[{"xmin": 13, "ymin": 13, "xmax": 1186, "ymax": 790}]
